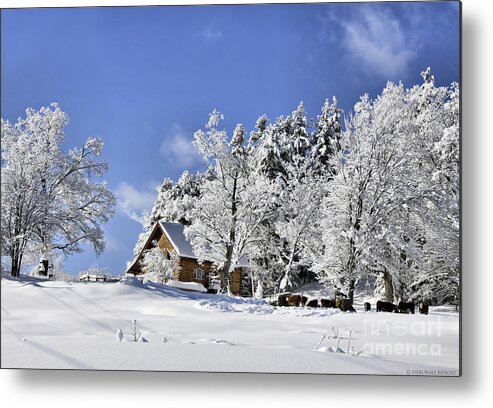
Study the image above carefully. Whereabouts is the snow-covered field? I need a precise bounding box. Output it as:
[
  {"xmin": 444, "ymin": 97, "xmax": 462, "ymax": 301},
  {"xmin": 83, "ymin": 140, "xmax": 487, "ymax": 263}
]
[{"xmin": 1, "ymin": 276, "xmax": 459, "ymax": 375}]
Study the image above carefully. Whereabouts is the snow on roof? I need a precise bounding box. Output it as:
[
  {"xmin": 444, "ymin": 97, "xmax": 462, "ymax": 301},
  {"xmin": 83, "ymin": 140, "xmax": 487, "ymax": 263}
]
[
  {"xmin": 237, "ymin": 255, "xmax": 250, "ymax": 267},
  {"xmin": 159, "ymin": 221, "xmax": 197, "ymax": 259},
  {"xmin": 158, "ymin": 221, "xmax": 251, "ymax": 267}
]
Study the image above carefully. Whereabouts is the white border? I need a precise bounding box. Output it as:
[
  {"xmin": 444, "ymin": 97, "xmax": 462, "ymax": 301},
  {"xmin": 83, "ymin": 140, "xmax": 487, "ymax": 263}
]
[{"xmin": 2, "ymin": 0, "xmax": 492, "ymax": 407}]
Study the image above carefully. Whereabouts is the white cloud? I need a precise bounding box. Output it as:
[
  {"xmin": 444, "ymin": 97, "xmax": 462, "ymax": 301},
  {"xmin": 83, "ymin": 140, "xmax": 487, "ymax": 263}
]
[
  {"xmin": 329, "ymin": 7, "xmax": 417, "ymax": 79},
  {"xmin": 114, "ymin": 181, "xmax": 157, "ymax": 224},
  {"xmin": 160, "ymin": 123, "xmax": 201, "ymax": 169},
  {"xmin": 104, "ymin": 235, "xmax": 122, "ymax": 253},
  {"xmin": 201, "ymin": 27, "xmax": 223, "ymax": 41}
]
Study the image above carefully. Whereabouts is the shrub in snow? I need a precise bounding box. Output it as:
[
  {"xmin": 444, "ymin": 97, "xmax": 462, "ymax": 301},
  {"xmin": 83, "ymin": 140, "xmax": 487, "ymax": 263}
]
[
  {"xmin": 130, "ymin": 320, "xmax": 141, "ymax": 342},
  {"xmin": 140, "ymin": 241, "xmax": 181, "ymax": 284},
  {"xmin": 116, "ymin": 328, "xmax": 124, "ymax": 342},
  {"xmin": 316, "ymin": 327, "xmax": 364, "ymax": 356},
  {"xmin": 79, "ymin": 265, "xmax": 110, "ymax": 282}
]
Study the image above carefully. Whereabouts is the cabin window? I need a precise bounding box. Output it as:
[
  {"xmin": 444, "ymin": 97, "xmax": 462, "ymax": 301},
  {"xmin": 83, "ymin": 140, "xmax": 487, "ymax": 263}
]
[{"xmin": 193, "ymin": 267, "xmax": 205, "ymax": 280}]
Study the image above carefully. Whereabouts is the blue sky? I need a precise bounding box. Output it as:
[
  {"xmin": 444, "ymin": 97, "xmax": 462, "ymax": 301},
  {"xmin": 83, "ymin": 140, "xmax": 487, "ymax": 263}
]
[{"xmin": 1, "ymin": 1, "xmax": 460, "ymax": 275}]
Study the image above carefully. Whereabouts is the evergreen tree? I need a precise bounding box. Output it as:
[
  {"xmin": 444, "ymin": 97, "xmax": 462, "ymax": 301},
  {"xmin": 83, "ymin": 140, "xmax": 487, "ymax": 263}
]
[
  {"xmin": 310, "ymin": 97, "xmax": 343, "ymax": 175},
  {"xmin": 291, "ymin": 101, "xmax": 311, "ymax": 158}
]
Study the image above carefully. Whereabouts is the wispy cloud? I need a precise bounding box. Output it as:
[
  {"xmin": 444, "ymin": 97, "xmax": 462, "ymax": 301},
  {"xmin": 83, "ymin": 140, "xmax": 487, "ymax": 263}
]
[
  {"xmin": 324, "ymin": 6, "xmax": 417, "ymax": 80},
  {"xmin": 104, "ymin": 234, "xmax": 122, "ymax": 253},
  {"xmin": 201, "ymin": 27, "xmax": 223, "ymax": 41},
  {"xmin": 160, "ymin": 123, "xmax": 201, "ymax": 169},
  {"xmin": 114, "ymin": 181, "xmax": 157, "ymax": 224}
]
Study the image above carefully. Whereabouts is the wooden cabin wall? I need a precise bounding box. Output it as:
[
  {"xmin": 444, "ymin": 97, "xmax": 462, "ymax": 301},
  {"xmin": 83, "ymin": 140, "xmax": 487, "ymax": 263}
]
[
  {"xmin": 231, "ymin": 268, "xmax": 242, "ymax": 295},
  {"xmin": 179, "ymin": 257, "xmax": 215, "ymax": 289},
  {"xmin": 157, "ymin": 232, "xmax": 175, "ymax": 254},
  {"xmin": 179, "ymin": 258, "xmax": 242, "ymax": 296}
]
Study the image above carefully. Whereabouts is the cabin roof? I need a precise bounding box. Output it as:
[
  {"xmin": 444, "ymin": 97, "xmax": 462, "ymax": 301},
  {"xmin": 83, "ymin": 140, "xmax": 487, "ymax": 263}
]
[
  {"xmin": 159, "ymin": 221, "xmax": 249, "ymax": 266},
  {"xmin": 159, "ymin": 221, "xmax": 197, "ymax": 259}
]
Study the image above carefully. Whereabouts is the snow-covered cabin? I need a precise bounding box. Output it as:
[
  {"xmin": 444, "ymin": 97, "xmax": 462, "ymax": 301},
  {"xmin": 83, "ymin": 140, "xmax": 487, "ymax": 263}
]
[{"xmin": 126, "ymin": 221, "xmax": 249, "ymax": 295}]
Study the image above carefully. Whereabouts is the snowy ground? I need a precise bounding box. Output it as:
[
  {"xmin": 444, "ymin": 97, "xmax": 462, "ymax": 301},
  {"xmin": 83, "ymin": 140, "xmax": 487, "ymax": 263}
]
[{"xmin": 1, "ymin": 276, "xmax": 459, "ymax": 375}]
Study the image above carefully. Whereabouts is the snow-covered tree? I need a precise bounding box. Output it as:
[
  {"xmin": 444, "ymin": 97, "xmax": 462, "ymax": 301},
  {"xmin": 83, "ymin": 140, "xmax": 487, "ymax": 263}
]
[
  {"xmin": 313, "ymin": 71, "xmax": 459, "ymax": 305},
  {"xmin": 406, "ymin": 70, "xmax": 460, "ymax": 306},
  {"xmin": 149, "ymin": 178, "xmax": 175, "ymax": 224},
  {"xmin": 131, "ymin": 170, "xmax": 206, "ymax": 261},
  {"xmin": 254, "ymin": 114, "xmax": 296, "ymax": 181},
  {"xmin": 236, "ymin": 100, "xmax": 341, "ymax": 294},
  {"xmin": 276, "ymin": 159, "xmax": 325, "ymax": 291},
  {"xmin": 140, "ymin": 240, "xmax": 181, "ymax": 284},
  {"xmin": 310, "ymin": 97, "xmax": 342, "ymax": 175},
  {"xmin": 79, "ymin": 265, "xmax": 110, "ymax": 282},
  {"xmin": 186, "ymin": 110, "xmax": 279, "ymax": 291},
  {"xmin": 149, "ymin": 171, "xmax": 202, "ymax": 226},
  {"xmin": 1, "ymin": 103, "xmax": 115, "ymax": 277},
  {"xmin": 314, "ymin": 83, "xmax": 422, "ymax": 303},
  {"xmin": 1, "ymin": 119, "xmax": 42, "ymax": 276},
  {"xmin": 243, "ymin": 199, "xmax": 284, "ymax": 298},
  {"xmin": 126, "ymin": 69, "xmax": 459, "ymax": 305},
  {"xmin": 291, "ymin": 101, "xmax": 311, "ymax": 158},
  {"xmin": 132, "ymin": 228, "xmax": 152, "ymax": 261},
  {"xmin": 247, "ymin": 114, "xmax": 268, "ymax": 149},
  {"xmin": 141, "ymin": 244, "xmax": 167, "ymax": 284}
]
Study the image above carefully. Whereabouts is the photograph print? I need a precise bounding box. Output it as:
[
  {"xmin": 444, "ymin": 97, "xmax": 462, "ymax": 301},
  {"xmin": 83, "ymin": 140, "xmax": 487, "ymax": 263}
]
[{"xmin": 0, "ymin": 0, "xmax": 461, "ymax": 375}]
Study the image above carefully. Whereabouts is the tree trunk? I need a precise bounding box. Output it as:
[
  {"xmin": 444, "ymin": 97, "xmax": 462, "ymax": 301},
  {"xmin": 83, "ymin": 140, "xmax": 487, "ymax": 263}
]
[
  {"xmin": 382, "ymin": 269, "xmax": 394, "ymax": 302},
  {"xmin": 255, "ymin": 280, "xmax": 263, "ymax": 299},
  {"xmin": 280, "ymin": 251, "xmax": 295, "ymax": 292},
  {"xmin": 348, "ymin": 278, "xmax": 356, "ymax": 305},
  {"xmin": 10, "ymin": 242, "xmax": 22, "ymax": 277},
  {"xmin": 221, "ymin": 175, "xmax": 238, "ymax": 293},
  {"xmin": 221, "ymin": 243, "xmax": 234, "ymax": 290},
  {"xmin": 11, "ymin": 257, "xmax": 20, "ymax": 277},
  {"xmin": 250, "ymin": 269, "xmax": 256, "ymax": 298}
]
